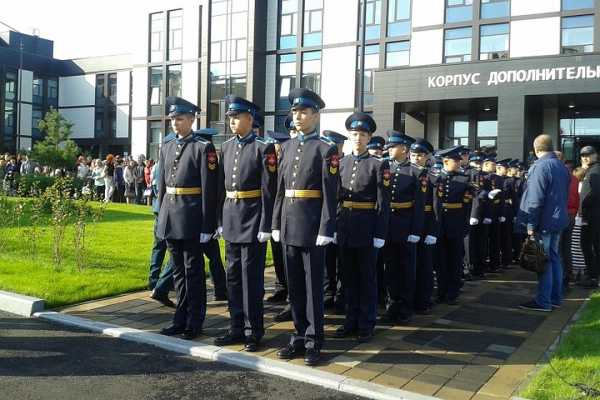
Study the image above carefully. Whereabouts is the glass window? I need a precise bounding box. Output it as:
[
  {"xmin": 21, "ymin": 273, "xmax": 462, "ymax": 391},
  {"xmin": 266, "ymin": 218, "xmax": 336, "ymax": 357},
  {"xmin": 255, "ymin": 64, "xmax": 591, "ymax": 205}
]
[
  {"xmin": 446, "ymin": 0, "xmax": 473, "ymax": 23},
  {"xmin": 4, "ymin": 71, "xmax": 17, "ymax": 102},
  {"xmin": 149, "ymin": 67, "xmax": 163, "ymax": 115},
  {"xmin": 562, "ymin": 15, "xmax": 594, "ymax": 54},
  {"xmin": 562, "ymin": 0, "xmax": 594, "ymax": 10},
  {"xmin": 387, "ymin": 0, "xmax": 411, "ymax": 37},
  {"xmin": 95, "ymin": 108, "xmax": 104, "ymax": 137},
  {"xmin": 168, "ymin": 9, "xmax": 183, "ymax": 61},
  {"xmin": 32, "ymin": 106, "xmax": 44, "ymax": 139},
  {"xmin": 150, "ymin": 12, "xmax": 164, "ymax": 62},
  {"xmin": 477, "ymin": 120, "xmax": 497, "ymax": 149},
  {"xmin": 444, "ymin": 27, "xmax": 472, "ymax": 63},
  {"xmin": 148, "ymin": 121, "xmax": 163, "ymax": 161},
  {"xmin": 231, "ymin": 12, "xmax": 248, "ymax": 39},
  {"xmin": 301, "ymin": 51, "xmax": 322, "ymax": 94},
  {"xmin": 95, "ymin": 75, "xmax": 105, "ymax": 101},
  {"xmin": 303, "ymin": 0, "xmax": 323, "ymax": 47},
  {"xmin": 32, "ymin": 74, "xmax": 44, "ymax": 105},
  {"xmin": 4, "ymin": 102, "xmax": 15, "ymax": 136},
  {"xmin": 167, "ymin": 65, "xmax": 182, "ymax": 97},
  {"xmin": 480, "ymin": 23, "xmax": 509, "ymax": 60},
  {"xmin": 560, "ymin": 118, "xmax": 600, "ymax": 136},
  {"xmin": 108, "ymin": 73, "xmax": 117, "ymax": 104},
  {"xmin": 278, "ymin": 54, "xmax": 297, "ymax": 109},
  {"xmin": 280, "ymin": 0, "xmax": 298, "ymax": 49},
  {"xmin": 359, "ymin": 45, "xmax": 379, "ymax": 107},
  {"xmin": 233, "ymin": 38, "xmax": 247, "ymax": 61},
  {"xmin": 360, "ymin": 0, "xmax": 382, "ymax": 41},
  {"xmin": 47, "ymin": 78, "xmax": 58, "ymax": 107},
  {"xmin": 480, "ymin": 0, "xmax": 509, "ymax": 19},
  {"xmin": 386, "ymin": 41, "xmax": 410, "ymax": 67},
  {"xmin": 445, "ymin": 117, "xmax": 469, "ymax": 148}
]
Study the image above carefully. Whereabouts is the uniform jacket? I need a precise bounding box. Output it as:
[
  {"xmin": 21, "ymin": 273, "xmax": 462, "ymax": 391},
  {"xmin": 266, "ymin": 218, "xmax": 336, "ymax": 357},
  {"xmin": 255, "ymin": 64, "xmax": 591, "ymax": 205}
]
[
  {"xmin": 272, "ymin": 132, "xmax": 339, "ymax": 247},
  {"xmin": 387, "ymin": 159, "xmax": 425, "ymax": 243},
  {"xmin": 218, "ymin": 133, "xmax": 278, "ymax": 243},
  {"xmin": 580, "ymin": 162, "xmax": 600, "ymax": 224},
  {"xmin": 336, "ymin": 152, "xmax": 390, "ymax": 247},
  {"xmin": 156, "ymin": 132, "xmax": 219, "ymax": 240},
  {"xmin": 412, "ymin": 164, "xmax": 439, "ymax": 238},
  {"xmin": 431, "ymin": 170, "xmax": 476, "ymax": 238},
  {"xmin": 516, "ymin": 152, "xmax": 569, "ymax": 233}
]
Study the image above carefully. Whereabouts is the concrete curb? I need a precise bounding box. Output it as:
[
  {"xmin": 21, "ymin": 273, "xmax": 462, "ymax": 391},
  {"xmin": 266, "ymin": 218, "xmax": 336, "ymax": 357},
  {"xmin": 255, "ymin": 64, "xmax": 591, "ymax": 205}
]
[
  {"xmin": 34, "ymin": 311, "xmax": 440, "ymax": 400},
  {"xmin": 0, "ymin": 290, "xmax": 44, "ymax": 316}
]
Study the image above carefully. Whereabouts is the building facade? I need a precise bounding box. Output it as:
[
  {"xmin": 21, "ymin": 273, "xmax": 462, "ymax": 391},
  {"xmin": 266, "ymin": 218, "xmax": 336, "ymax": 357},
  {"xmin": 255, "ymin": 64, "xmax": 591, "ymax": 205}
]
[{"xmin": 3, "ymin": 0, "xmax": 600, "ymax": 162}]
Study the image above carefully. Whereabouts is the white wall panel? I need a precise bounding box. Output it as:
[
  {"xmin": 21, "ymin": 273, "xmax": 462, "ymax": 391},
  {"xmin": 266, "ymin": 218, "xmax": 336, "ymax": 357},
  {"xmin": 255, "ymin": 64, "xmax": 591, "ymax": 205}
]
[
  {"xmin": 412, "ymin": 0, "xmax": 444, "ymax": 28},
  {"xmin": 61, "ymin": 108, "xmax": 95, "ymax": 139},
  {"xmin": 19, "ymin": 137, "xmax": 32, "ymax": 152},
  {"xmin": 59, "ymin": 75, "xmax": 95, "ymax": 107},
  {"xmin": 181, "ymin": 62, "xmax": 199, "ymax": 104},
  {"xmin": 265, "ymin": 55, "xmax": 277, "ymax": 113},
  {"xmin": 182, "ymin": 5, "xmax": 200, "ymax": 60},
  {"xmin": 511, "ymin": 0, "xmax": 560, "ymax": 16},
  {"xmin": 19, "ymin": 70, "xmax": 33, "ymax": 103},
  {"xmin": 510, "ymin": 17, "xmax": 560, "ymax": 58},
  {"xmin": 19, "ymin": 103, "xmax": 32, "ymax": 137},
  {"xmin": 265, "ymin": 115, "xmax": 275, "ymax": 132},
  {"xmin": 116, "ymin": 71, "xmax": 130, "ymax": 105},
  {"xmin": 321, "ymin": 46, "xmax": 356, "ymax": 110},
  {"xmin": 410, "ymin": 29, "xmax": 443, "ymax": 66},
  {"xmin": 132, "ymin": 67, "xmax": 148, "ymax": 118},
  {"xmin": 116, "ymin": 105, "xmax": 130, "ymax": 138},
  {"xmin": 320, "ymin": 112, "xmax": 350, "ymax": 139},
  {"xmin": 266, "ymin": 0, "xmax": 278, "ymax": 51},
  {"xmin": 324, "ymin": 0, "xmax": 359, "ymax": 45},
  {"xmin": 131, "ymin": 119, "xmax": 148, "ymax": 159}
]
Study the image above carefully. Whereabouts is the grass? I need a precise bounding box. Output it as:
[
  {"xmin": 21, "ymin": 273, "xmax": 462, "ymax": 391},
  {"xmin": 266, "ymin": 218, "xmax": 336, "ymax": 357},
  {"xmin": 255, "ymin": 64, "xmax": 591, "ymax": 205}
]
[
  {"xmin": 0, "ymin": 199, "xmax": 272, "ymax": 309},
  {"xmin": 521, "ymin": 291, "xmax": 600, "ymax": 400}
]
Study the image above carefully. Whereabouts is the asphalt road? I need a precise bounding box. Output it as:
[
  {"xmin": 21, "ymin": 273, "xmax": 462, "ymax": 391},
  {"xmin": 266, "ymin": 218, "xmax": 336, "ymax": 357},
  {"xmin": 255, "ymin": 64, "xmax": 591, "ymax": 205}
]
[{"xmin": 0, "ymin": 311, "xmax": 362, "ymax": 400}]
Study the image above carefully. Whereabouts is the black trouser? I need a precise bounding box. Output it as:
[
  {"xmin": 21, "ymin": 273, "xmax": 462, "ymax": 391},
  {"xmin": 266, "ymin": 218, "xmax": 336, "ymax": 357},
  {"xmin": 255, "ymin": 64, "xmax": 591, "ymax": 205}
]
[
  {"xmin": 488, "ymin": 222, "xmax": 501, "ymax": 271},
  {"xmin": 437, "ymin": 234, "xmax": 464, "ymax": 302},
  {"xmin": 375, "ymin": 251, "xmax": 386, "ymax": 305},
  {"xmin": 166, "ymin": 239, "xmax": 206, "ymax": 330},
  {"xmin": 204, "ymin": 239, "xmax": 227, "ymax": 297},
  {"xmin": 414, "ymin": 241, "xmax": 435, "ymax": 311},
  {"xmin": 384, "ymin": 240, "xmax": 417, "ymax": 317},
  {"xmin": 581, "ymin": 225, "xmax": 600, "ymax": 280},
  {"xmin": 323, "ymin": 243, "xmax": 339, "ymax": 301},
  {"xmin": 270, "ymin": 239, "xmax": 287, "ymax": 294},
  {"xmin": 283, "ymin": 244, "xmax": 325, "ymax": 348},
  {"xmin": 500, "ymin": 220, "xmax": 513, "ymax": 267},
  {"xmin": 225, "ymin": 241, "xmax": 266, "ymax": 339},
  {"xmin": 512, "ymin": 232, "xmax": 525, "ymax": 262},
  {"xmin": 470, "ymin": 224, "xmax": 488, "ymax": 275},
  {"xmin": 339, "ymin": 245, "xmax": 378, "ymax": 333}
]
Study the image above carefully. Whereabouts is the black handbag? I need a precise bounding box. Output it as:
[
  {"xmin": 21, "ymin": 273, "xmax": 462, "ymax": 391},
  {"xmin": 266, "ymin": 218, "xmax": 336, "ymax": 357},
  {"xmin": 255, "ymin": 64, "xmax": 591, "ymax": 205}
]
[{"xmin": 519, "ymin": 236, "xmax": 548, "ymax": 274}]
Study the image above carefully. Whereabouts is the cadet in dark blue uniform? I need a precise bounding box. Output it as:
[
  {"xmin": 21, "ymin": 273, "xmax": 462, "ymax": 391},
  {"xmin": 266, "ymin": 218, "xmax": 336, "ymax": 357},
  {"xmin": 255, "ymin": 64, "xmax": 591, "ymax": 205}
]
[
  {"xmin": 333, "ymin": 113, "xmax": 389, "ymax": 342},
  {"xmin": 381, "ymin": 131, "xmax": 424, "ymax": 323},
  {"xmin": 467, "ymin": 152, "xmax": 491, "ymax": 279},
  {"xmin": 157, "ymin": 97, "xmax": 219, "ymax": 340},
  {"xmin": 432, "ymin": 147, "xmax": 476, "ymax": 305},
  {"xmin": 509, "ymin": 160, "xmax": 525, "ymax": 262},
  {"xmin": 482, "ymin": 153, "xmax": 504, "ymax": 272},
  {"xmin": 213, "ymin": 97, "xmax": 277, "ymax": 352},
  {"xmin": 367, "ymin": 136, "xmax": 385, "ymax": 158},
  {"xmin": 266, "ymin": 131, "xmax": 292, "ymax": 306},
  {"xmin": 496, "ymin": 158, "xmax": 514, "ymax": 269},
  {"xmin": 321, "ymin": 130, "xmax": 347, "ymax": 311},
  {"xmin": 410, "ymin": 139, "xmax": 438, "ymax": 314},
  {"xmin": 272, "ymin": 88, "xmax": 339, "ymax": 366}
]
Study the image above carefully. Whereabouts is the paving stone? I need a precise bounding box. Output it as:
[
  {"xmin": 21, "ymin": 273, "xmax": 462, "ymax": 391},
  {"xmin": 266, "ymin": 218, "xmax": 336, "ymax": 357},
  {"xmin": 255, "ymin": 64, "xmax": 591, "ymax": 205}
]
[
  {"xmin": 424, "ymin": 363, "xmax": 465, "ymax": 379},
  {"xmin": 435, "ymin": 378, "xmax": 484, "ymax": 400},
  {"xmin": 443, "ymin": 305, "xmax": 546, "ymax": 333},
  {"xmin": 453, "ymin": 365, "xmax": 498, "ymax": 384},
  {"xmin": 403, "ymin": 373, "xmax": 449, "ymax": 396}
]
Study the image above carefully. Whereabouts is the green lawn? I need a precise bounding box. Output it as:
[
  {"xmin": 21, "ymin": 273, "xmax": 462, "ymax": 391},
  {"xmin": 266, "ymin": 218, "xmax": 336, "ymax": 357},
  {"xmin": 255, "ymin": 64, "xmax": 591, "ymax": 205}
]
[
  {"xmin": 521, "ymin": 291, "xmax": 600, "ymax": 400},
  {"xmin": 0, "ymin": 199, "xmax": 272, "ymax": 309}
]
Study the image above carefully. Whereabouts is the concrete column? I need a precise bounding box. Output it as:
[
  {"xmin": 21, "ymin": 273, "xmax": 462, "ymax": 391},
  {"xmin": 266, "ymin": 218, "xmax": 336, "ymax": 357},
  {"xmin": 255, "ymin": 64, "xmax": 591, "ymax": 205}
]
[
  {"xmin": 426, "ymin": 112, "xmax": 440, "ymax": 149},
  {"xmin": 543, "ymin": 107, "xmax": 559, "ymax": 148},
  {"xmin": 497, "ymin": 95, "xmax": 526, "ymax": 160}
]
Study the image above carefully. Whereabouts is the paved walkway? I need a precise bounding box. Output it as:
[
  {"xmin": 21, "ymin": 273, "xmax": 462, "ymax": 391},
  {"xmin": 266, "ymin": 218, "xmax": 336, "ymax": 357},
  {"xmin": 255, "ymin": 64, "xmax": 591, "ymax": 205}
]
[{"xmin": 58, "ymin": 268, "xmax": 588, "ymax": 400}]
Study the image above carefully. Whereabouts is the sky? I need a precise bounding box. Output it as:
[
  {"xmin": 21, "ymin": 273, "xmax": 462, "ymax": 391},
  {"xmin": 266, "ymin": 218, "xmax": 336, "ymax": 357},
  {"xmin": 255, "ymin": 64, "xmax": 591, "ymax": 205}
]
[{"xmin": 1, "ymin": 0, "xmax": 174, "ymax": 60}]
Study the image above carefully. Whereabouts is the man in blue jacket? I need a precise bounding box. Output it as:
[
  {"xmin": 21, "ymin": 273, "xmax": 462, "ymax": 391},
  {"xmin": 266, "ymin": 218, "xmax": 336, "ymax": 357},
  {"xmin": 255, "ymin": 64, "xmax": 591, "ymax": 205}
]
[{"xmin": 516, "ymin": 134, "xmax": 569, "ymax": 312}]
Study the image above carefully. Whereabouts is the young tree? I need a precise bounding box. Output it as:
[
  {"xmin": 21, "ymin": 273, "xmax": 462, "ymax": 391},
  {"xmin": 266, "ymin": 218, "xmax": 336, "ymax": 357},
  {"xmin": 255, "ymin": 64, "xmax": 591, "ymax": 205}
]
[{"xmin": 31, "ymin": 108, "xmax": 80, "ymax": 170}]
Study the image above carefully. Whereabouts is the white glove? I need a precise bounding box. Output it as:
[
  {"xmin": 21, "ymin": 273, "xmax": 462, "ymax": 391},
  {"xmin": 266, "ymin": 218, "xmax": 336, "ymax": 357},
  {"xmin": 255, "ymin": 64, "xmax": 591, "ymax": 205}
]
[
  {"xmin": 483, "ymin": 218, "xmax": 492, "ymax": 225},
  {"xmin": 407, "ymin": 235, "xmax": 420, "ymax": 243},
  {"xmin": 212, "ymin": 226, "xmax": 223, "ymax": 239},
  {"xmin": 332, "ymin": 232, "xmax": 338, "ymax": 245},
  {"xmin": 469, "ymin": 218, "xmax": 479, "ymax": 226},
  {"xmin": 424, "ymin": 235, "xmax": 437, "ymax": 245},
  {"xmin": 316, "ymin": 235, "xmax": 334, "ymax": 246},
  {"xmin": 200, "ymin": 233, "xmax": 212, "ymax": 243},
  {"xmin": 488, "ymin": 189, "xmax": 502, "ymax": 199},
  {"xmin": 499, "ymin": 217, "xmax": 506, "ymax": 223},
  {"xmin": 272, "ymin": 230, "xmax": 281, "ymax": 242},
  {"xmin": 257, "ymin": 232, "xmax": 271, "ymax": 243},
  {"xmin": 373, "ymin": 238, "xmax": 385, "ymax": 248}
]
